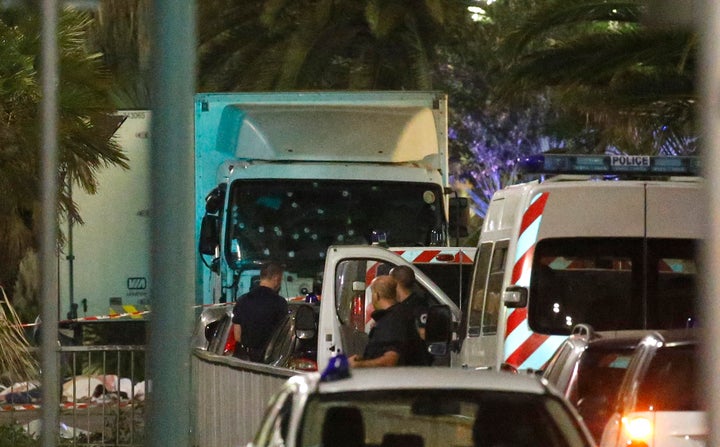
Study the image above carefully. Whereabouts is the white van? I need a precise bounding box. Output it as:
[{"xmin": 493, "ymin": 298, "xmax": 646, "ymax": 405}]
[{"xmin": 457, "ymin": 154, "xmax": 701, "ymax": 372}]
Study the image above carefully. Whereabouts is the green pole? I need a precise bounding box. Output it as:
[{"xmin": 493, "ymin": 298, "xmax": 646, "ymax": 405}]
[{"xmin": 147, "ymin": 1, "xmax": 196, "ymax": 446}]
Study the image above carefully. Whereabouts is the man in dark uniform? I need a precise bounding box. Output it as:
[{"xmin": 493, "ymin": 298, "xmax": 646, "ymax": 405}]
[
  {"xmin": 391, "ymin": 265, "xmax": 432, "ymax": 365},
  {"xmin": 232, "ymin": 262, "xmax": 288, "ymax": 361},
  {"xmin": 348, "ymin": 275, "xmax": 421, "ymax": 367},
  {"xmin": 390, "ymin": 265, "xmax": 429, "ymax": 338}
]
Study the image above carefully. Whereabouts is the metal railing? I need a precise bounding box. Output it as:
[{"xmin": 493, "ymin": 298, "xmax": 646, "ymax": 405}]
[
  {"xmin": 192, "ymin": 349, "xmax": 298, "ymax": 447},
  {"xmin": 1, "ymin": 345, "xmax": 146, "ymax": 447}
]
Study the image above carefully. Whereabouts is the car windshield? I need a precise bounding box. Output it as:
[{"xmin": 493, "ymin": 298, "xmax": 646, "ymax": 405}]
[
  {"xmin": 530, "ymin": 238, "xmax": 698, "ymax": 334},
  {"xmin": 573, "ymin": 346, "xmax": 635, "ymax": 441},
  {"xmin": 575, "ymin": 347, "xmax": 634, "ymax": 406},
  {"xmin": 635, "ymin": 344, "xmax": 700, "ymax": 412},
  {"xmin": 225, "ymin": 180, "xmax": 446, "ymax": 277},
  {"xmin": 298, "ymin": 390, "xmax": 590, "ymax": 447}
]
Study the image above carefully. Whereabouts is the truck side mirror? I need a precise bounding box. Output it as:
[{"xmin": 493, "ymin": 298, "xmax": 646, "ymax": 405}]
[
  {"xmin": 448, "ymin": 196, "xmax": 469, "ymax": 238},
  {"xmin": 426, "ymin": 304, "xmax": 453, "ymax": 356},
  {"xmin": 503, "ymin": 285, "xmax": 528, "ymax": 308},
  {"xmin": 199, "ymin": 214, "xmax": 219, "ymax": 256}
]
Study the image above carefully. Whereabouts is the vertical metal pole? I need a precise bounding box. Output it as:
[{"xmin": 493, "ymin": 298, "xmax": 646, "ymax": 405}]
[
  {"xmin": 39, "ymin": 0, "xmax": 60, "ymax": 445},
  {"xmin": 67, "ymin": 180, "xmax": 76, "ymax": 319},
  {"xmin": 147, "ymin": 0, "xmax": 196, "ymax": 446},
  {"xmin": 699, "ymin": 1, "xmax": 720, "ymax": 445}
]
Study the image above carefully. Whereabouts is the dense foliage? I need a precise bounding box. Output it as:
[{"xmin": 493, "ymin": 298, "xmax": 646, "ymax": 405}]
[{"xmin": 0, "ymin": 8, "xmax": 126, "ymax": 318}]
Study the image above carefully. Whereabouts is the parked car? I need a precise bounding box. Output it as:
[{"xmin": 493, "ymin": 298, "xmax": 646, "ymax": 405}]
[
  {"xmin": 247, "ymin": 360, "xmax": 596, "ymax": 447},
  {"xmin": 599, "ymin": 329, "xmax": 706, "ymax": 447},
  {"xmin": 191, "ymin": 302, "xmax": 235, "ymax": 355},
  {"xmin": 191, "ymin": 300, "xmax": 319, "ymax": 371},
  {"xmin": 263, "ymin": 301, "xmax": 319, "ymax": 371},
  {"xmin": 542, "ymin": 324, "xmax": 649, "ymax": 441}
]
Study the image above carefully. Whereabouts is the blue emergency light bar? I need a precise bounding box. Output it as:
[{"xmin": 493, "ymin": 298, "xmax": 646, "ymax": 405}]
[{"xmin": 519, "ymin": 154, "xmax": 701, "ymax": 177}]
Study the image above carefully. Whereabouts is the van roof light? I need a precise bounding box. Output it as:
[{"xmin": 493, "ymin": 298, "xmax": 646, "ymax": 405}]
[{"xmin": 519, "ymin": 154, "xmax": 700, "ymax": 177}]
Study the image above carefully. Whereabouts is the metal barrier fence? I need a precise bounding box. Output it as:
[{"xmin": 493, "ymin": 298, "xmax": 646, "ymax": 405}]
[
  {"xmin": 192, "ymin": 349, "xmax": 298, "ymax": 447},
  {"xmin": 0, "ymin": 345, "xmax": 146, "ymax": 447}
]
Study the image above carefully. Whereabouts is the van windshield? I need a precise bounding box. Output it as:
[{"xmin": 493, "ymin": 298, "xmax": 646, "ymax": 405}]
[
  {"xmin": 529, "ymin": 238, "xmax": 698, "ymax": 335},
  {"xmin": 225, "ymin": 180, "xmax": 446, "ymax": 277}
]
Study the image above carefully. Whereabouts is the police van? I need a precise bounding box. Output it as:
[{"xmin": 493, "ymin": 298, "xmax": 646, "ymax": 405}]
[{"xmin": 457, "ymin": 154, "xmax": 701, "ymax": 372}]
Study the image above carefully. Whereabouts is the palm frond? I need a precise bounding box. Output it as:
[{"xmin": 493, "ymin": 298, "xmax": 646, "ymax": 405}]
[{"xmin": 0, "ymin": 287, "xmax": 38, "ymax": 383}]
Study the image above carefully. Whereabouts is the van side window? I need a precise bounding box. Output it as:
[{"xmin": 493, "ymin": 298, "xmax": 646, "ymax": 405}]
[
  {"xmin": 467, "ymin": 243, "xmax": 492, "ymax": 336},
  {"xmin": 467, "ymin": 241, "xmax": 508, "ymax": 336},
  {"xmin": 482, "ymin": 242, "xmax": 508, "ymax": 335}
]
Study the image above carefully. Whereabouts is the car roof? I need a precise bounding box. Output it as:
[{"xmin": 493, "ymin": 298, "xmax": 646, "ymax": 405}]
[
  {"xmin": 306, "ymin": 368, "xmax": 550, "ymax": 395},
  {"xmin": 584, "ymin": 330, "xmax": 653, "ymax": 348},
  {"xmin": 642, "ymin": 328, "xmax": 699, "ymax": 347},
  {"xmin": 559, "ymin": 325, "xmax": 652, "ymax": 351}
]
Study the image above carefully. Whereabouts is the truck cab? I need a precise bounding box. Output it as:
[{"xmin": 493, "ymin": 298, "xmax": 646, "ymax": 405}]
[{"xmin": 194, "ymin": 91, "xmax": 469, "ymax": 306}]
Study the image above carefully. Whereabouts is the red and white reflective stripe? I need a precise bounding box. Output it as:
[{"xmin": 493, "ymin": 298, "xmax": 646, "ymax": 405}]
[
  {"xmin": 0, "ymin": 401, "xmax": 132, "ymax": 412},
  {"xmin": 22, "ymin": 310, "xmax": 151, "ymax": 328},
  {"xmin": 504, "ymin": 192, "xmax": 560, "ymax": 370},
  {"xmin": 392, "ymin": 249, "xmax": 474, "ymax": 264},
  {"xmin": 70, "ymin": 310, "xmax": 149, "ymax": 323}
]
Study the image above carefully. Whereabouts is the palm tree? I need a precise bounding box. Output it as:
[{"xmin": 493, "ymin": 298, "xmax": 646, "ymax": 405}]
[
  {"xmin": 85, "ymin": 0, "xmax": 152, "ymax": 108},
  {"xmin": 495, "ymin": 0, "xmax": 697, "ymax": 155},
  {"xmin": 197, "ymin": 0, "xmax": 468, "ymax": 91},
  {"xmin": 0, "ymin": 8, "xmax": 127, "ymax": 318},
  {"xmin": 433, "ymin": 1, "xmax": 574, "ymax": 219}
]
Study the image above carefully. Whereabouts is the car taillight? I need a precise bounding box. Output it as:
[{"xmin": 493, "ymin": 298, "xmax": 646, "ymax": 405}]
[
  {"xmin": 224, "ymin": 332, "xmax": 236, "ymax": 355},
  {"xmin": 623, "ymin": 415, "xmax": 653, "ymax": 443}
]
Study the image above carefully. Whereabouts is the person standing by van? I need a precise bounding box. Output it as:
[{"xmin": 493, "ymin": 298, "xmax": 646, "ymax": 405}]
[
  {"xmin": 390, "ymin": 265, "xmax": 428, "ymax": 339},
  {"xmin": 232, "ymin": 262, "xmax": 288, "ymax": 361},
  {"xmin": 391, "ymin": 265, "xmax": 432, "ymax": 365},
  {"xmin": 349, "ymin": 275, "xmax": 426, "ymax": 367}
]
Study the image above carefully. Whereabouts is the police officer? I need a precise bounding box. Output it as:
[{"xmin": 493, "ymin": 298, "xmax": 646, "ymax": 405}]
[{"xmin": 232, "ymin": 262, "xmax": 288, "ymax": 361}]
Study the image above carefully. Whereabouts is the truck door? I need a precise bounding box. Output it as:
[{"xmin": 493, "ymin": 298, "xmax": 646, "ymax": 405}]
[{"xmin": 317, "ymin": 246, "xmax": 460, "ymax": 369}]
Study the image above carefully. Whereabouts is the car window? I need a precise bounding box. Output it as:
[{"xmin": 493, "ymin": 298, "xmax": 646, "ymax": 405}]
[
  {"xmin": 635, "ymin": 344, "xmax": 699, "ymax": 411},
  {"xmin": 575, "ymin": 348, "xmax": 634, "ymax": 406},
  {"xmin": 206, "ymin": 313, "xmax": 233, "ymax": 355},
  {"xmin": 253, "ymin": 386, "xmax": 294, "ymax": 447},
  {"xmin": 264, "ymin": 313, "xmax": 294, "ymax": 365},
  {"xmin": 543, "ymin": 341, "xmax": 576, "ymax": 389},
  {"xmin": 298, "ymin": 390, "xmax": 590, "ymax": 447},
  {"xmin": 571, "ymin": 346, "xmax": 636, "ymax": 441},
  {"xmin": 414, "ymin": 262, "xmax": 474, "ymax": 309}
]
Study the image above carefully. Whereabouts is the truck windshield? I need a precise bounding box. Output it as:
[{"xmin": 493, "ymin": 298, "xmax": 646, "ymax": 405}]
[
  {"xmin": 225, "ymin": 180, "xmax": 446, "ymax": 276},
  {"xmin": 529, "ymin": 238, "xmax": 698, "ymax": 335}
]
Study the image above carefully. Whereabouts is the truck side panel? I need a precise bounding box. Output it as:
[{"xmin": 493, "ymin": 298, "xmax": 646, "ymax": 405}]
[{"xmin": 59, "ymin": 111, "xmax": 151, "ymax": 318}]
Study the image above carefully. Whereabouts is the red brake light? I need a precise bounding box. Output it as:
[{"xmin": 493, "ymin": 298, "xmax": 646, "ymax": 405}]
[{"xmin": 224, "ymin": 332, "xmax": 236, "ymax": 355}]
